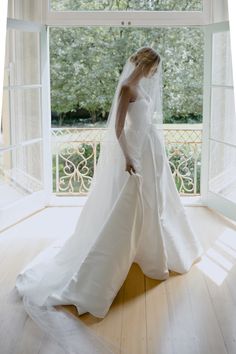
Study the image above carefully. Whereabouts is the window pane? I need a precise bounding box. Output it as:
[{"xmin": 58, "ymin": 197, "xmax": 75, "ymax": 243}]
[
  {"xmin": 209, "ymin": 141, "xmax": 236, "ymax": 203},
  {"xmin": 13, "ymin": 88, "xmax": 42, "ymax": 143},
  {"xmin": 212, "ymin": 31, "xmax": 233, "ymax": 86},
  {"xmin": 17, "ymin": 142, "xmax": 43, "ymax": 184},
  {"xmin": 1, "ymin": 88, "xmax": 42, "ymax": 147},
  {"xmin": 4, "ymin": 29, "xmax": 41, "ymax": 86},
  {"xmin": 0, "ymin": 142, "xmax": 43, "ymax": 205},
  {"xmin": 211, "ymin": 87, "xmax": 236, "ymax": 146},
  {"xmin": 0, "ymin": 150, "xmax": 28, "ymax": 206},
  {"xmin": 50, "ymin": 0, "xmax": 203, "ymax": 11},
  {"xmin": 0, "ymin": 89, "xmax": 11, "ymax": 148}
]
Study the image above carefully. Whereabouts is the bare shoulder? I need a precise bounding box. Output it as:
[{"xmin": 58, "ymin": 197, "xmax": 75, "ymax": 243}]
[
  {"xmin": 119, "ymin": 82, "xmax": 137, "ymax": 100},
  {"xmin": 119, "ymin": 83, "xmax": 132, "ymax": 96}
]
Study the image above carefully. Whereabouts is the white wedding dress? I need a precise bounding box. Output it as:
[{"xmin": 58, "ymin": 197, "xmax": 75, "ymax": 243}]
[{"xmin": 15, "ymin": 91, "xmax": 204, "ymax": 320}]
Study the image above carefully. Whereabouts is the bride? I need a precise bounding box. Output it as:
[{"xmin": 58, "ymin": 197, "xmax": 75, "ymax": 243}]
[{"xmin": 13, "ymin": 46, "xmax": 204, "ymax": 353}]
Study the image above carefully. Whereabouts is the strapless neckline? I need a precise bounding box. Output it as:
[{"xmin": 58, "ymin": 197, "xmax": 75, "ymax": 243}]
[{"xmin": 128, "ymin": 95, "xmax": 151, "ymax": 107}]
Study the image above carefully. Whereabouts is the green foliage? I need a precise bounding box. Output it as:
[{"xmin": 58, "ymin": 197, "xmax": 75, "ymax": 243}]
[
  {"xmin": 50, "ymin": 24, "xmax": 204, "ymax": 125},
  {"xmin": 165, "ymin": 113, "xmax": 202, "ymax": 124},
  {"xmin": 50, "ymin": 0, "xmax": 202, "ymax": 11}
]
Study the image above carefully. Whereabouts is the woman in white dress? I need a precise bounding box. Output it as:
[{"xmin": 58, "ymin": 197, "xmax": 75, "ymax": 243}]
[{"xmin": 13, "ymin": 47, "xmax": 204, "ymax": 353}]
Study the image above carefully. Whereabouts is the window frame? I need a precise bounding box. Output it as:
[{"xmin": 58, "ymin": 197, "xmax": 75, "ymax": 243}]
[
  {"xmin": 42, "ymin": 0, "xmax": 210, "ymax": 207},
  {"xmin": 0, "ymin": 18, "xmax": 52, "ymax": 231},
  {"xmin": 201, "ymin": 21, "xmax": 236, "ymax": 222}
]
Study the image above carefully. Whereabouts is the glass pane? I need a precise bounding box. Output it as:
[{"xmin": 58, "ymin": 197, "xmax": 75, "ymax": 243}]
[
  {"xmin": 211, "ymin": 87, "xmax": 236, "ymax": 146},
  {"xmin": 212, "ymin": 31, "xmax": 233, "ymax": 86},
  {"xmin": 7, "ymin": 0, "xmax": 42, "ymax": 22},
  {"xmin": 209, "ymin": 141, "xmax": 236, "ymax": 203},
  {"xmin": 4, "ymin": 29, "xmax": 41, "ymax": 86},
  {"xmin": 1, "ymin": 88, "xmax": 42, "ymax": 147},
  {"xmin": 0, "ymin": 150, "xmax": 28, "ymax": 207},
  {"xmin": 0, "ymin": 89, "xmax": 11, "ymax": 148},
  {"xmin": 50, "ymin": 0, "xmax": 203, "ymax": 11},
  {"xmin": 14, "ymin": 88, "xmax": 42, "ymax": 143},
  {"xmin": 17, "ymin": 142, "xmax": 43, "ymax": 184},
  {"xmin": 0, "ymin": 142, "xmax": 43, "ymax": 206}
]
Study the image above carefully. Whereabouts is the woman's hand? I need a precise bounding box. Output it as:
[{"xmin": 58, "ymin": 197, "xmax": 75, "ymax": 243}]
[{"xmin": 125, "ymin": 158, "xmax": 136, "ymax": 175}]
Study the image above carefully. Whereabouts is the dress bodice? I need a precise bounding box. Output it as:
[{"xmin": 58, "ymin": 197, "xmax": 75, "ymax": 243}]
[
  {"xmin": 124, "ymin": 92, "xmax": 153, "ymax": 171},
  {"xmin": 125, "ymin": 90, "xmax": 153, "ymax": 126}
]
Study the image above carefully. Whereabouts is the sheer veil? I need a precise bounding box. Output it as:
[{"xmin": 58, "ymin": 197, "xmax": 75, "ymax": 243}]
[{"xmin": 7, "ymin": 49, "xmax": 164, "ymax": 353}]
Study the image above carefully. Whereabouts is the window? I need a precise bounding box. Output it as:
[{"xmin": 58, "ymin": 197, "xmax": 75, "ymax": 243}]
[
  {"xmin": 50, "ymin": 26, "xmax": 203, "ymax": 195},
  {"xmin": 1, "ymin": 28, "xmax": 44, "ymax": 204}
]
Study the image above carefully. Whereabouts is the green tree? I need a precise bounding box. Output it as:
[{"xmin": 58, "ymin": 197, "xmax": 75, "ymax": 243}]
[
  {"xmin": 50, "ymin": 13, "xmax": 203, "ymax": 125},
  {"xmin": 51, "ymin": 0, "xmax": 202, "ymax": 11}
]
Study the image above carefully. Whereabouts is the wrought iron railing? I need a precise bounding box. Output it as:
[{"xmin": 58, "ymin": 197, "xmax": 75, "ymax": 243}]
[{"xmin": 51, "ymin": 124, "xmax": 202, "ymax": 196}]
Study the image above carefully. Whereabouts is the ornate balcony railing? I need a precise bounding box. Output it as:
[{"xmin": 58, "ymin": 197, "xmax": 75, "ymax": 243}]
[{"xmin": 51, "ymin": 124, "xmax": 202, "ymax": 196}]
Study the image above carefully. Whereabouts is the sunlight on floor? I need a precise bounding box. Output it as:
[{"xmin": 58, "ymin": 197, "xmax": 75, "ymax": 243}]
[
  {"xmin": 215, "ymin": 239, "xmax": 236, "ymax": 258},
  {"xmin": 206, "ymin": 248, "xmax": 233, "ymax": 270},
  {"xmin": 219, "ymin": 228, "xmax": 236, "ymax": 250},
  {"xmin": 196, "ymin": 227, "xmax": 236, "ymax": 286}
]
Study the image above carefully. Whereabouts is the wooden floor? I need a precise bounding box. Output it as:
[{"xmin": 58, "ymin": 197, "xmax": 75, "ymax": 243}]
[{"xmin": 0, "ymin": 206, "xmax": 236, "ymax": 354}]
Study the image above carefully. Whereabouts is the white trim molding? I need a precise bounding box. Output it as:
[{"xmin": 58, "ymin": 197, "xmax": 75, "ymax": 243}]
[{"xmin": 7, "ymin": 18, "xmax": 43, "ymax": 32}]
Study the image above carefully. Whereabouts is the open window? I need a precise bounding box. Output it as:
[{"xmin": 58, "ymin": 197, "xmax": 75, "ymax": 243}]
[
  {"xmin": 201, "ymin": 21, "xmax": 236, "ymax": 221},
  {"xmin": 0, "ymin": 17, "xmax": 52, "ymax": 231}
]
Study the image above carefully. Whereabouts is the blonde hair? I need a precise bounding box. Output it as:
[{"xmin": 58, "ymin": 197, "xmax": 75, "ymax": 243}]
[{"xmin": 129, "ymin": 47, "xmax": 161, "ymax": 68}]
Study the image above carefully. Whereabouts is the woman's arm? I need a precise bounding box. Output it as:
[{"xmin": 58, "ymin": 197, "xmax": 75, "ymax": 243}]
[{"xmin": 115, "ymin": 85, "xmax": 136, "ymax": 174}]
